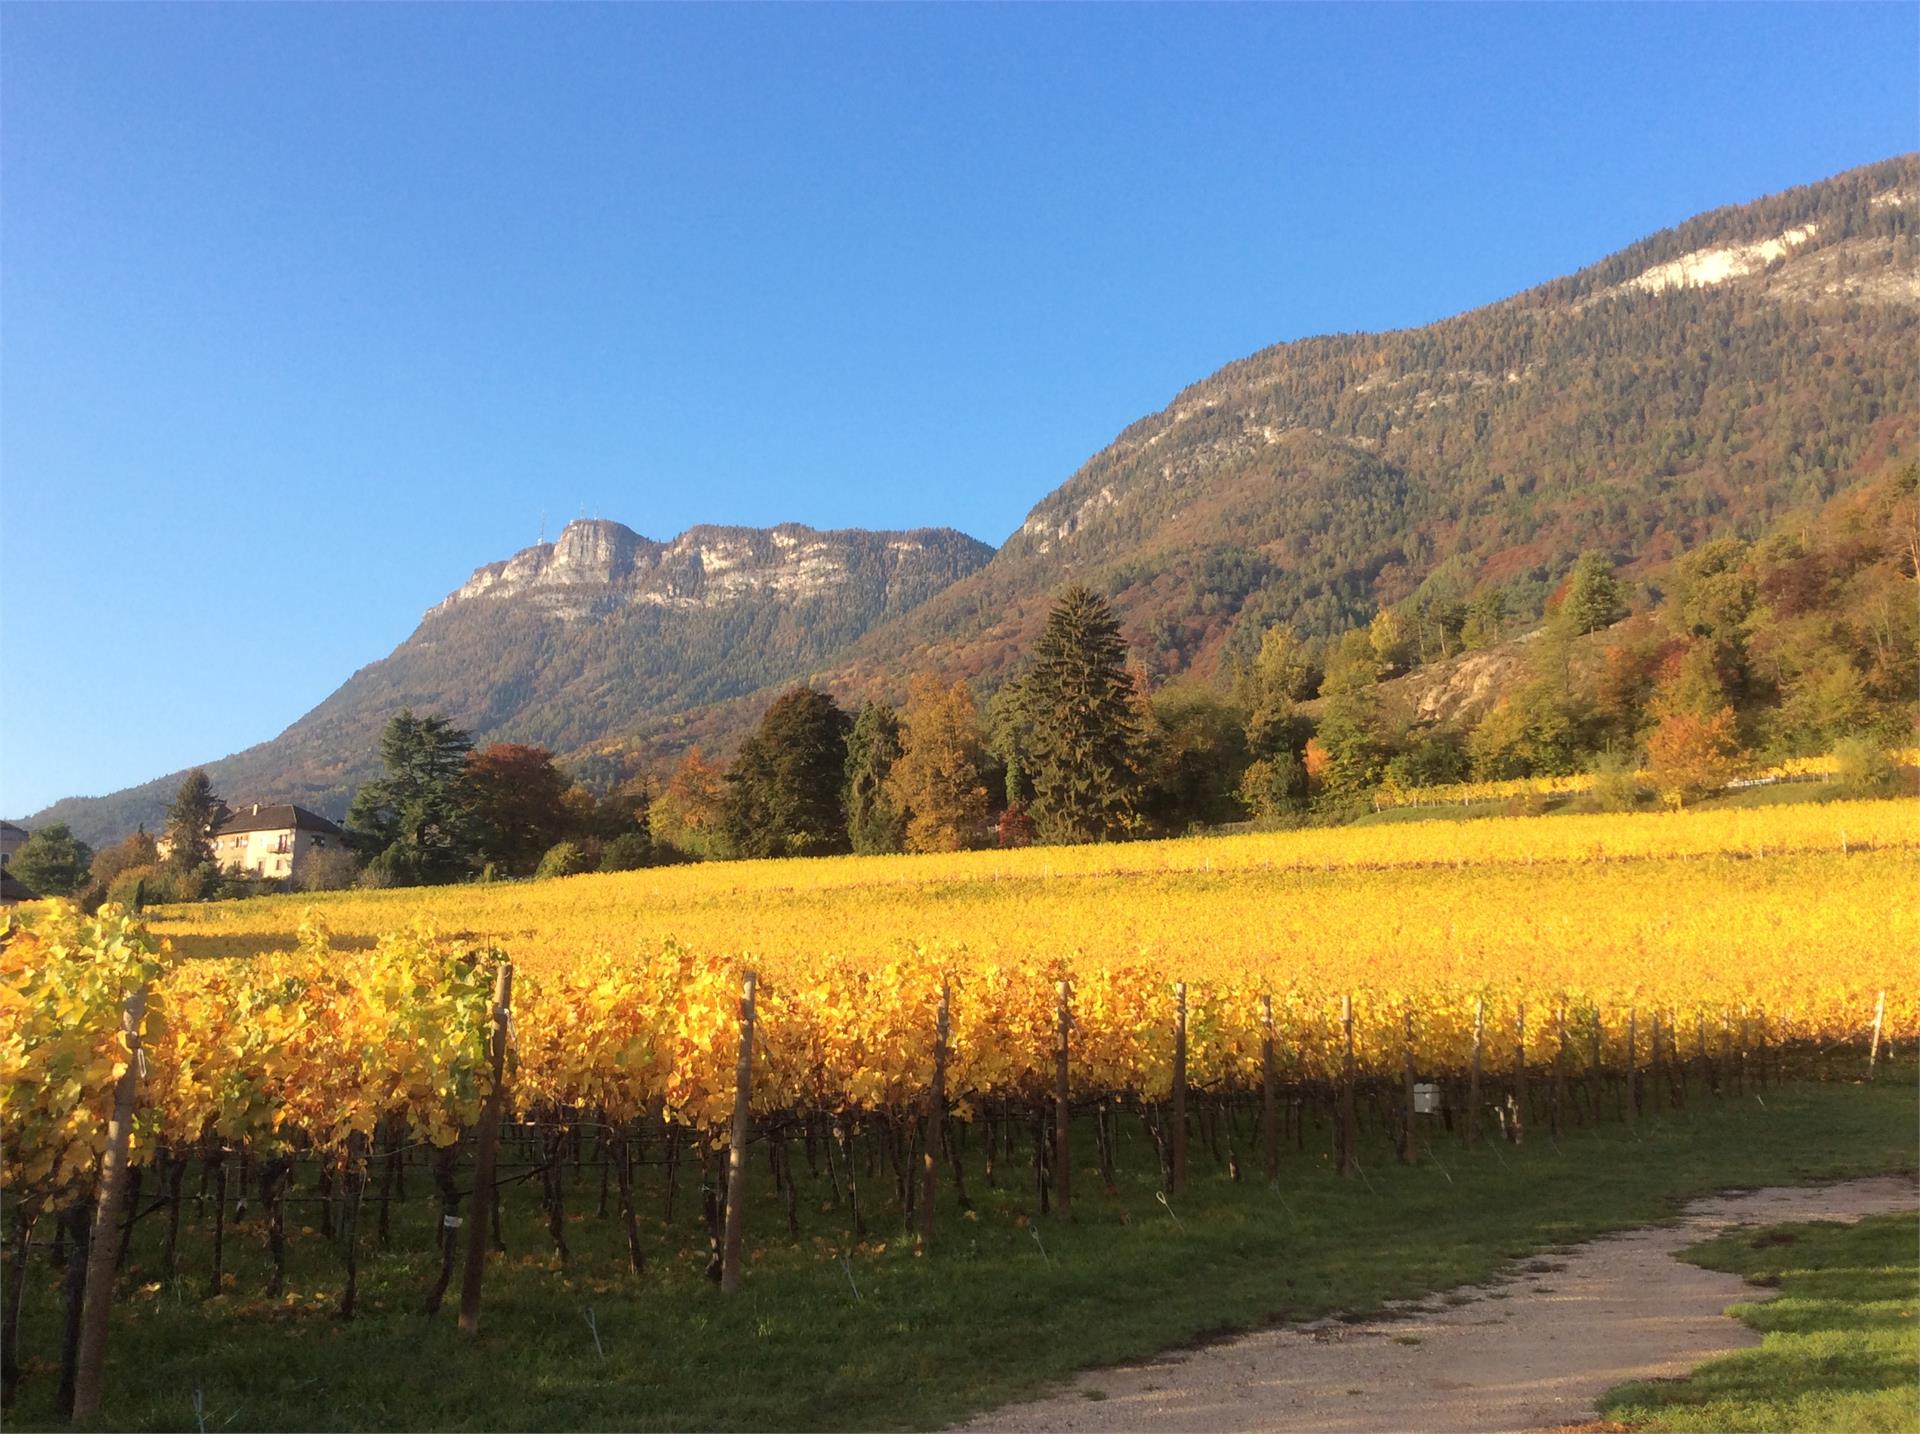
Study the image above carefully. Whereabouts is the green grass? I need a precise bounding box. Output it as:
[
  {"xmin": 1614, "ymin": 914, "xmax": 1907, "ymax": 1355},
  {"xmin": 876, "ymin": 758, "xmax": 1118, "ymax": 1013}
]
[
  {"xmin": 7, "ymin": 1082, "xmax": 1914, "ymax": 1432},
  {"xmin": 1600, "ymin": 1208, "xmax": 1920, "ymax": 1432}
]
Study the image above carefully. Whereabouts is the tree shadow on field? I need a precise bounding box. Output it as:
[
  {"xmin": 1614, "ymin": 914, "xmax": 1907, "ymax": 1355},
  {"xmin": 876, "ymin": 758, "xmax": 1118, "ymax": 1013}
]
[{"xmin": 163, "ymin": 930, "xmax": 381, "ymax": 960}]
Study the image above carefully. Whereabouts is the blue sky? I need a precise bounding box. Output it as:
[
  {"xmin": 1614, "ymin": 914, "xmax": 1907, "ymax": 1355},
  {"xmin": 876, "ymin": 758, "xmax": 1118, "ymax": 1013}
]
[{"xmin": 3, "ymin": 3, "xmax": 1915, "ymax": 817}]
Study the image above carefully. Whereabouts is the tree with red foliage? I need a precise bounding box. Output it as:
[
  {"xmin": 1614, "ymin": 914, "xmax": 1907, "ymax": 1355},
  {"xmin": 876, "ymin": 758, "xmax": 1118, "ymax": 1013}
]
[
  {"xmin": 466, "ymin": 743, "xmax": 571, "ymax": 875},
  {"xmin": 1644, "ymin": 705, "xmax": 1746, "ymax": 809}
]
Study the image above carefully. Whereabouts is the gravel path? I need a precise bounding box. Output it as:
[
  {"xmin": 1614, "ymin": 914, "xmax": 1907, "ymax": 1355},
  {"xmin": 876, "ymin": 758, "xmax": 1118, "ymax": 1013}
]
[{"xmin": 965, "ymin": 1175, "xmax": 1918, "ymax": 1434}]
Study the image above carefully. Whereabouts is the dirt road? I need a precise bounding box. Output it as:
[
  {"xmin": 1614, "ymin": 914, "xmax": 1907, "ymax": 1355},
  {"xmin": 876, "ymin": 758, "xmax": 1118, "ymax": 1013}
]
[{"xmin": 966, "ymin": 1175, "xmax": 1918, "ymax": 1434}]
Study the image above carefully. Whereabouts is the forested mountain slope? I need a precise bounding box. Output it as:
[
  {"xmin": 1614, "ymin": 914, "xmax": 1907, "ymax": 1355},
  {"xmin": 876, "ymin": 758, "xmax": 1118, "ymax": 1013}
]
[
  {"xmin": 820, "ymin": 155, "xmax": 1918, "ymax": 692},
  {"xmin": 27, "ymin": 157, "xmax": 1917, "ymax": 846}
]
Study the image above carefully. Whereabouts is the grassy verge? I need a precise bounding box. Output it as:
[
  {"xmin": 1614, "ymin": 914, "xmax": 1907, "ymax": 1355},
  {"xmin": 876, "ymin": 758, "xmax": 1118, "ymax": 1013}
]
[
  {"xmin": 7, "ymin": 1082, "xmax": 1914, "ymax": 1432},
  {"xmin": 1599, "ymin": 1208, "xmax": 1920, "ymax": 1432}
]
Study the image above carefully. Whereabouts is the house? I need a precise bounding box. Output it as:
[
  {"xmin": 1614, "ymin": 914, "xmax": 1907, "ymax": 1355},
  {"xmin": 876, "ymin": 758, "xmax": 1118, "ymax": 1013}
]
[
  {"xmin": 0, "ymin": 820, "xmax": 26, "ymax": 868},
  {"xmin": 210, "ymin": 804, "xmax": 349, "ymax": 882},
  {"xmin": 0, "ymin": 867, "xmax": 35, "ymax": 906}
]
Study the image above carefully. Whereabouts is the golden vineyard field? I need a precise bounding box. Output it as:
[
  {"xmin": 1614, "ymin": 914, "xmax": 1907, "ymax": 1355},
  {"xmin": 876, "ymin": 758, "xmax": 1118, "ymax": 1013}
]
[
  {"xmin": 151, "ymin": 797, "xmax": 1911, "ymax": 972},
  {"xmin": 5, "ymin": 799, "xmax": 1911, "ymax": 1200}
]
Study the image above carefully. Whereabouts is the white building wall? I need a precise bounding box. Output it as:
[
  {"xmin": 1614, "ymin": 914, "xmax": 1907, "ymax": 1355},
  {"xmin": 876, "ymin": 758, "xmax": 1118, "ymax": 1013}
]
[{"xmin": 212, "ymin": 825, "xmax": 344, "ymax": 881}]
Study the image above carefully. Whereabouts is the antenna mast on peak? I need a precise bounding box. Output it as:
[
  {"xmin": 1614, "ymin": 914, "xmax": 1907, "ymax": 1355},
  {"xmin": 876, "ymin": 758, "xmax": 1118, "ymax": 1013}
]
[{"xmin": 538, "ymin": 510, "xmax": 547, "ymax": 545}]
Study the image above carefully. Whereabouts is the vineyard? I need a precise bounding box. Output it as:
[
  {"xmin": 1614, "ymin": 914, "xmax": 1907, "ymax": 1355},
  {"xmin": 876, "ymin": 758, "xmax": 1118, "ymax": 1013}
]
[
  {"xmin": 2, "ymin": 799, "xmax": 1913, "ymax": 1425},
  {"xmin": 1368, "ymin": 749, "xmax": 1920, "ymax": 811}
]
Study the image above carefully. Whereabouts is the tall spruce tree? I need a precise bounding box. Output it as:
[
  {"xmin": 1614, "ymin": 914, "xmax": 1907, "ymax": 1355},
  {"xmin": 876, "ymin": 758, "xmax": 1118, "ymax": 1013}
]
[
  {"xmin": 1022, "ymin": 585, "xmax": 1143, "ymax": 843},
  {"xmin": 345, "ymin": 710, "xmax": 477, "ymax": 885},
  {"xmin": 723, "ymin": 686, "xmax": 852, "ymax": 858},
  {"xmin": 843, "ymin": 700, "xmax": 907, "ymax": 855},
  {"xmin": 163, "ymin": 769, "xmax": 230, "ymax": 873},
  {"xmin": 1558, "ymin": 551, "xmax": 1626, "ymax": 636}
]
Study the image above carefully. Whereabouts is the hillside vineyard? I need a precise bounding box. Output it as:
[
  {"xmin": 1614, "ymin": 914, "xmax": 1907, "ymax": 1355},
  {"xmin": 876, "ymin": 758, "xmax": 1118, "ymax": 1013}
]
[{"xmin": 8, "ymin": 802, "xmax": 1911, "ymax": 1323}]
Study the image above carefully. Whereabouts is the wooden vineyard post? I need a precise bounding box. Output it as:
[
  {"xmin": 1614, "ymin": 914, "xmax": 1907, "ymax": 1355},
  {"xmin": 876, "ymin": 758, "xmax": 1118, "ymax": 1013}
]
[
  {"xmin": 613, "ymin": 1127, "xmax": 645, "ymax": 1274},
  {"xmin": 1648, "ymin": 1011, "xmax": 1662, "ymax": 1113},
  {"xmin": 1697, "ymin": 1012, "xmax": 1712, "ymax": 1097},
  {"xmin": 1668, "ymin": 1009, "xmax": 1684, "ymax": 1108},
  {"xmin": 1260, "ymin": 994, "xmax": 1279, "ymax": 1184},
  {"xmin": 338, "ymin": 1132, "xmax": 368, "ymax": 1319},
  {"xmin": 1735, "ymin": 1010, "xmax": 1748, "ymax": 1096},
  {"xmin": 1338, "ymin": 995, "xmax": 1357, "ymax": 1177},
  {"xmin": 1868, "ymin": 991, "xmax": 1886, "ymax": 1079},
  {"xmin": 70, "ymin": 979, "xmax": 149, "ymax": 1422},
  {"xmin": 458, "ymin": 961, "xmax": 514, "ymax": 1335},
  {"xmin": 917, "ymin": 983, "xmax": 950, "ymax": 1254},
  {"xmin": 1510, "ymin": 1002, "xmax": 1526, "ymax": 1145},
  {"xmin": 1551, "ymin": 1005, "xmax": 1568, "ymax": 1138},
  {"xmin": 1587, "ymin": 1015, "xmax": 1603, "ymax": 1125},
  {"xmin": 1170, "ymin": 983, "xmax": 1189, "ymax": 1195},
  {"xmin": 1399, "ymin": 1009, "xmax": 1417, "ymax": 1165},
  {"xmin": 1466, "ymin": 996, "xmax": 1484, "ymax": 1149},
  {"xmin": 1625, "ymin": 1009, "xmax": 1638, "ymax": 1125},
  {"xmin": 1053, "ymin": 980, "xmax": 1072, "ymax": 1219},
  {"xmin": 720, "ymin": 970, "xmax": 758, "ymax": 1293}
]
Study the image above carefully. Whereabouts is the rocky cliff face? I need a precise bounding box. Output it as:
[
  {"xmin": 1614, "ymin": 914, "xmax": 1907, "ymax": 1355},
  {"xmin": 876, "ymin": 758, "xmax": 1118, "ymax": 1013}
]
[{"xmin": 429, "ymin": 521, "xmax": 969, "ymax": 621}]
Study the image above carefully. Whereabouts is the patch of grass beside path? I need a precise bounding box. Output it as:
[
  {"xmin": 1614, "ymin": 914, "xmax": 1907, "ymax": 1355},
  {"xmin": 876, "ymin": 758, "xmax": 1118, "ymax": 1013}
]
[
  {"xmin": 7, "ymin": 1083, "xmax": 1915, "ymax": 1432},
  {"xmin": 1600, "ymin": 1209, "xmax": 1920, "ymax": 1433}
]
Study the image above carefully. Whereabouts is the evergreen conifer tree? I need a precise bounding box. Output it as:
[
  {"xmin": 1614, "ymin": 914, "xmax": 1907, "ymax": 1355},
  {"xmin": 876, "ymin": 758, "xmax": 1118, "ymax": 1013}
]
[
  {"xmin": 345, "ymin": 710, "xmax": 477, "ymax": 884},
  {"xmin": 723, "ymin": 686, "xmax": 852, "ymax": 858},
  {"xmin": 1022, "ymin": 586, "xmax": 1143, "ymax": 843},
  {"xmin": 843, "ymin": 700, "xmax": 907, "ymax": 855},
  {"xmin": 1559, "ymin": 551, "xmax": 1626, "ymax": 635},
  {"xmin": 163, "ymin": 769, "xmax": 230, "ymax": 873}
]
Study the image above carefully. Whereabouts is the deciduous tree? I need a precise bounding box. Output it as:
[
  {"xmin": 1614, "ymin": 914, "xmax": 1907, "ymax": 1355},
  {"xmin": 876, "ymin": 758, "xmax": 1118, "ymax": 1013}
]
[
  {"xmin": 9, "ymin": 823, "xmax": 92, "ymax": 898},
  {"xmin": 649, "ymin": 747, "xmax": 731, "ymax": 861},
  {"xmin": 1143, "ymin": 685, "xmax": 1249, "ymax": 831},
  {"xmin": 1644, "ymin": 704, "xmax": 1745, "ymax": 808},
  {"xmin": 887, "ymin": 676, "xmax": 989, "ymax": 853},
  {"xmin": 465, "ymin": 743, "xmax": 570, "ymax": 876},
  {"xmin": 1235, "ymin": 624, "xmax": 1315, "ymax": 761}
]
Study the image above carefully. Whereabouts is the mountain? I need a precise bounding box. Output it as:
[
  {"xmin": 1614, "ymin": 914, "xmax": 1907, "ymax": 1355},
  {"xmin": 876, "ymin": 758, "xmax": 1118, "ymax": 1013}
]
[
  {"xmin": 28, "ymin": 156, "xmax": 1919, "ymax": 846},
  {"xmin": 590, "ymin": 157, "xmax": 1917, "ymax": 768},
  {"xmin": 799, "ymin": 155, "xmax": 1917, "ymax": 701},
  {"xmin": 28, "ymin": 521, "xmax": 992, "ymax": 846}
]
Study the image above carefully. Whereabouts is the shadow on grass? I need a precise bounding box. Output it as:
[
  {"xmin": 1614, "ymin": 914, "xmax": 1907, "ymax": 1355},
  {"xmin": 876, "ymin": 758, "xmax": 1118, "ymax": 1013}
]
[{"xmin": 6, "ymin": 1082, "xmax": 1916, "ymax": 1432}]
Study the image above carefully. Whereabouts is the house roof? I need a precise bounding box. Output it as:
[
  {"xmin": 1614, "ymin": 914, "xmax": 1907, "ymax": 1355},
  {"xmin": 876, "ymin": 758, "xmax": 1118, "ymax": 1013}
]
[
  {"xmin": 0, "ymin": 820, "xmax": 27, "ymax": 838},
  {"xmin": 0, "ymin": 869, "xmax": 37, "ymax": 902},
  {"xmin": 217, "ymin": 804, "xmax": 347, "ymax": 838}
]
